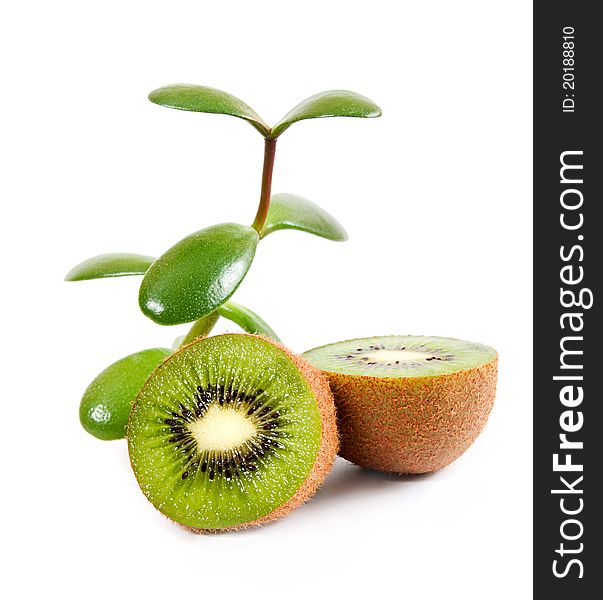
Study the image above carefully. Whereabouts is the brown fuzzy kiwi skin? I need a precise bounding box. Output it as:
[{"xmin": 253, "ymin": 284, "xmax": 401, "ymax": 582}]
[
  {"xmin": 129, "ymin": 334, "xmax": 338, "ymax": 534},
  {"xmin": 322, "ymin": 356, "xmax": 498, "ymax": 475}
]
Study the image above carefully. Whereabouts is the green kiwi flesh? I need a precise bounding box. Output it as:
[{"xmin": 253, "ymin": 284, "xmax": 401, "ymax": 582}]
[
  {"xmin": 128, "ymin": 334, "xmax": 335, "ymax": 530},
  {"xmin": 304, "ymin": 335, "xmax": 497, "ymax": 377}
]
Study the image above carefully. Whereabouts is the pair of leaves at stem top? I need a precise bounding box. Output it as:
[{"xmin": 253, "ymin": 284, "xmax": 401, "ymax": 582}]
[
  {"xmin": 146, "ymin": 84, "xmax": 381, "ymax": 139},
  {"xmin": 66, "ymin": 85, "xmax": 381, "ymax": 329}
]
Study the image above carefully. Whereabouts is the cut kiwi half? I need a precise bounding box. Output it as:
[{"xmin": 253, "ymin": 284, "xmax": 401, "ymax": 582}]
[
  {"xmin": 303, "ymin": 335, "xmax": 498, "ymax": 474},
  {"xmin": 128, "ymin": 334, "xmax": 337, "ymax": 531}
]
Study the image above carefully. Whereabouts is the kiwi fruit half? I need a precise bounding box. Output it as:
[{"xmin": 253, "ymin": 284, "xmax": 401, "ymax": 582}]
[
  {"xmin": 128, "ymin": 334, "xmax": 338, "ymax": 531},
  {"xmin": 303, "ymin": 335, "xmax": 497, "ymax": 474}
]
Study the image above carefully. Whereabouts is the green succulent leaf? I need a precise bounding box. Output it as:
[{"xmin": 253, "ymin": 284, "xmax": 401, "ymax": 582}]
[
  {"xmin": 148, "ymin": 84, "xmax": 270, "ymax": 137},
  {"xmin": 271, "ymin": 90, "xmax": 382, "ymax": 138},
  {"xmin": 261, "ymin": 193, "xmax": 347, "ymax": 241},
  {"xmin": 218, "ymin": 301, "xmax": 281, "ymax": 341},
  {"xmin": 79, "ymin": 348, "xmax": 171, "ymax": 440},
  {"xmin": 65, "ymin": 253, "xmax": 155, "ymax": 282},
  {"xmin": 139, "ymin": 223, "xmax": 258, "ymax": 326},
  {"xmin": 180, "ymin": 311, "xmax": 220, "ymax": 347}
]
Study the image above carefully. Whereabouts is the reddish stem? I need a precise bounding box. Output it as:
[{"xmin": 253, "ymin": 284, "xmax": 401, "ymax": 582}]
[{"xmin": 251, "ymin": 137, "xmax": 277, "ymax": 234}]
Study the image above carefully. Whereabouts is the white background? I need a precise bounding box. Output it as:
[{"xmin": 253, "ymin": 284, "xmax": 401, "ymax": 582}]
[{"xmin": 1, "ymin": 1, "xmax": 532, "ymax": 598}]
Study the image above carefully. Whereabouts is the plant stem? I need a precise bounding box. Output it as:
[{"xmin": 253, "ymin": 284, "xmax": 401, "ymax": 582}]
[
  {"xmin": 180, "ymin": 312, "xmax": 220, "ymax": 347},
  {"xmin": 251, "ymin": 137, "xmax": 277, "ymax": 234}
]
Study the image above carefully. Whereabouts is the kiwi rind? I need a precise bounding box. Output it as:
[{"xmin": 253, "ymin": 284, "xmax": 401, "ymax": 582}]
[
  {"xmin": 303, "ymin": 335, "xmax": 498, "ymax": 474},
  {"xmin": 128, "ymin": 334, "xmax": 338, "ymax": 532}
]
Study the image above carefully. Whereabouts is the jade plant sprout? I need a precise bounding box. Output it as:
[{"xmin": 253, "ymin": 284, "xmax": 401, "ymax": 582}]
[{"xmin": 67, "ymin": 84, "xmax": 381, "ymax": 440}]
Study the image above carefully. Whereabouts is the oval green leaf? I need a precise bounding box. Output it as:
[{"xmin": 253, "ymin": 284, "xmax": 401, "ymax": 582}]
[
  {"xmin": 80, "ymin": 348, "xmax": 171, "ymax": 440},
  {"xmin": 65, "ymin": 253, "xmax": 155, "ymax": 281},
  {"xmin": 218, "ymin": 301, "xmax": 281, "ymax": 341},
  {"xmin": 271, "ymin": 90, "xmax": 382, "ymax": 138},
  {"xmin": 148, "ymin": 84, "xmax": 270, "ymax": 137},
  {"xmin": 261, "ymin": 193, "xmax": 347, "ymax": 241},
  {"xmin": 139, "ymin": 223, "xmax": 259, "ymax": 325}
]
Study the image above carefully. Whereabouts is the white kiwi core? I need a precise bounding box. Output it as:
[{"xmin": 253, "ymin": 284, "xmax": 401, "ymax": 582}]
[
  {"xmin": 188, "ymin": 405, "xmax": 257, "ymax": 452},
  {"xmin": 364, "ymin": 350, "xmax": 432, "ymax": 362}
]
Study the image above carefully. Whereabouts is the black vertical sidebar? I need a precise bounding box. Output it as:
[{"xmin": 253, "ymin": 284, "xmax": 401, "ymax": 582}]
[{"xmin": 534, "ymin": 2, "xmax": 601, "ymax": 597}]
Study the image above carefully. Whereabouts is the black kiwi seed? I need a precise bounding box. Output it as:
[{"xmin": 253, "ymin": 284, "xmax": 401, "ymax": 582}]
[
  {"xmin": 232, "ymin": 391, "xmax": 246, "ymax": 405},
  {"xmin": 181, "ymin": 470, "xmax": 189, "ymax": 480},
  {"xmin": 200, "ymin": 390, "xmax": 212, "ymax": 403}
]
